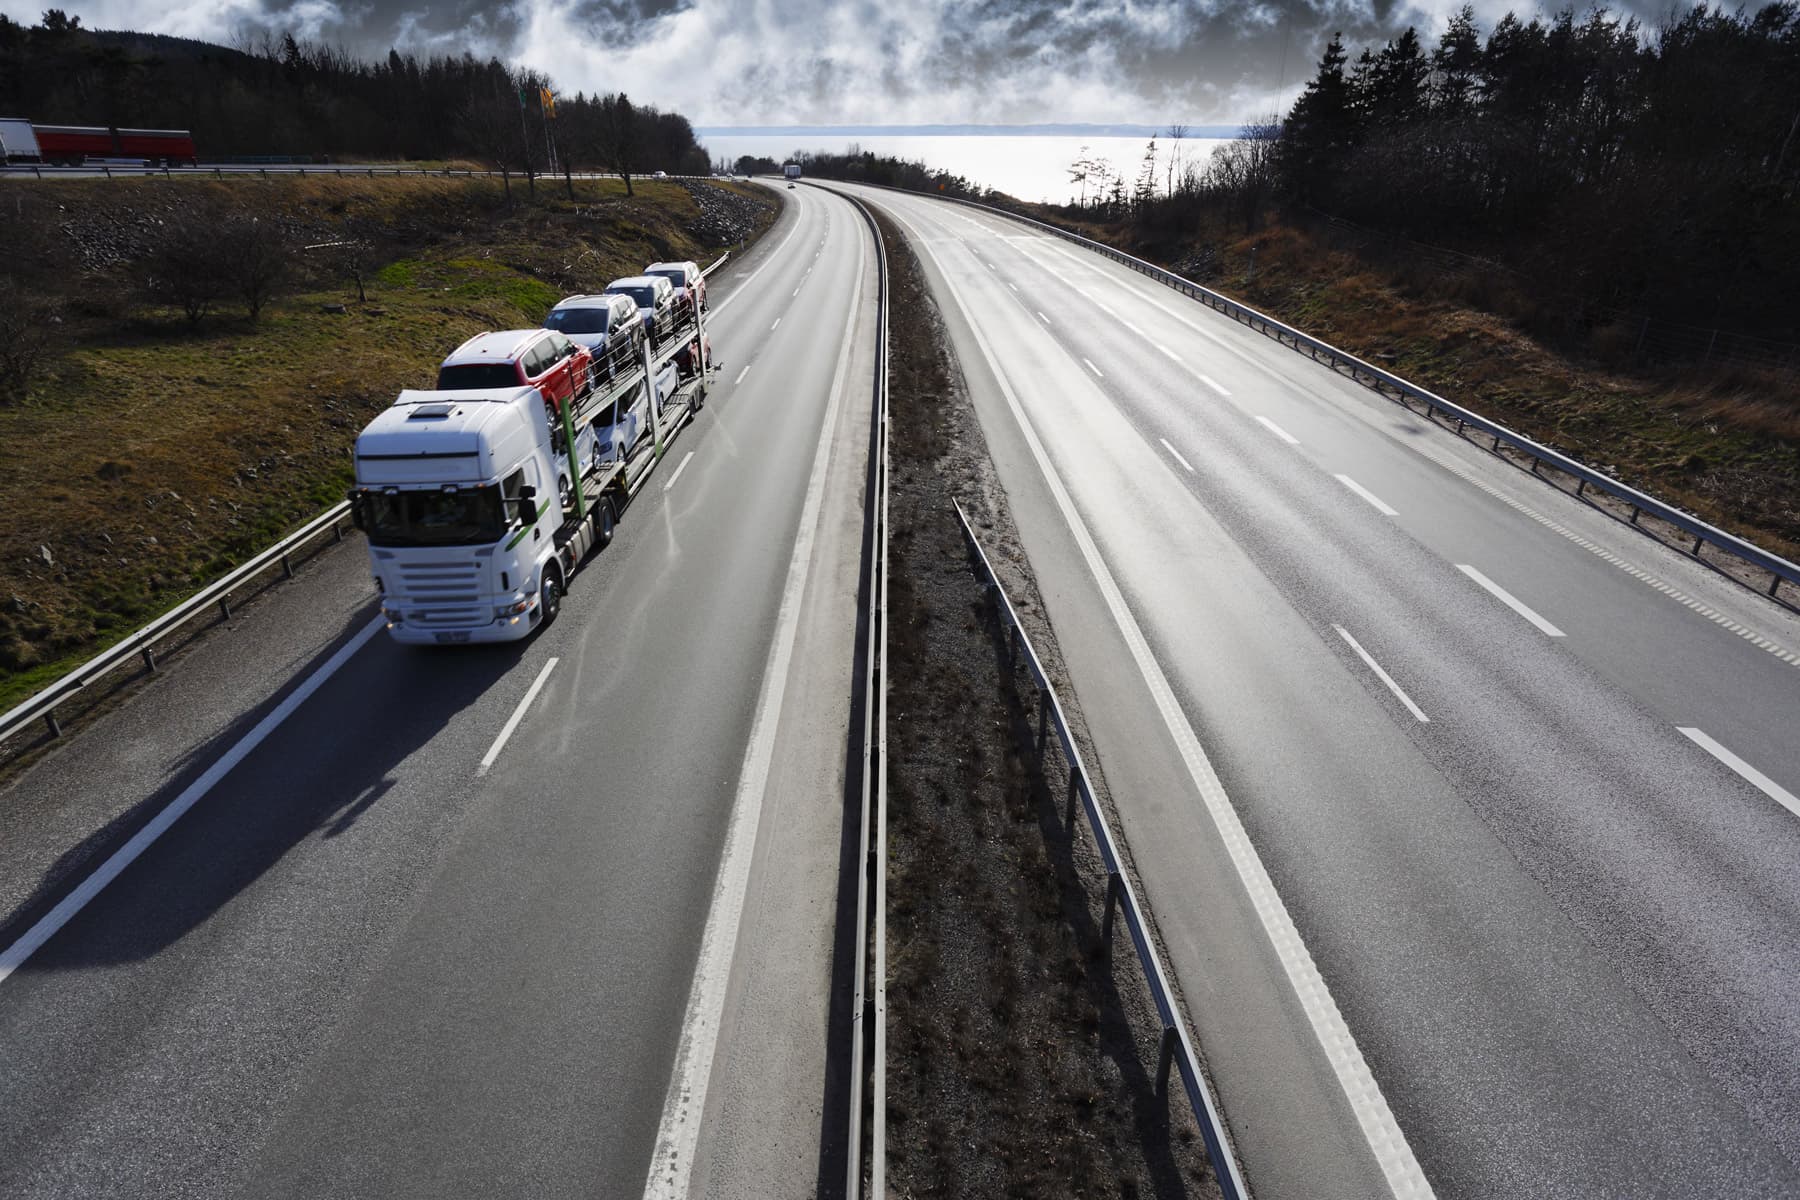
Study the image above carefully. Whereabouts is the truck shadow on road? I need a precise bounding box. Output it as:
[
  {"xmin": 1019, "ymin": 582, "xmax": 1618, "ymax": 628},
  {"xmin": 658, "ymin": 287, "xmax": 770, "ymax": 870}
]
[{"xmin": 3, "ymin": 606, "xmax": 525, "ymax": 969}]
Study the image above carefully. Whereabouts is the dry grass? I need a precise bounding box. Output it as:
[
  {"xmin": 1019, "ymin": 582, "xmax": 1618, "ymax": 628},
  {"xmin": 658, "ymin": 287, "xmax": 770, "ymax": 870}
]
[
  {"xmin": 0, "ymin": 174, "xmax": 775, "ymax": 708},
  {"xmin": 1037, "ymin": 208, "xmax": 1800, "ymax": 566}
]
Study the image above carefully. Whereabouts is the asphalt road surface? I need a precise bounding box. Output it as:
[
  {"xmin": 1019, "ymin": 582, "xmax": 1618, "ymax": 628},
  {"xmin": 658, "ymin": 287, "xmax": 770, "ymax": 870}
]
[
  {"xmin": 846, "ymin": 182, "xmax": 1800, "ymax": 1200},
  {"xmin": 0, "ymin": 182, "xmax": 878, "ymax": 1199}
]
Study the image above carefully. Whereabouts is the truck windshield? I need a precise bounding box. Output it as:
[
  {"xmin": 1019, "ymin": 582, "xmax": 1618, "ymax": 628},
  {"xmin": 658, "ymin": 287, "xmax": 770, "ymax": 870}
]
[
  {"xmin": 437, "ymin": 363, "xmax": 522, "ymax": 390},
  {"xmin": 365, "ymin": 486, "xmax": 507, "ymax": 547},
  {"xmin": 545, "ymin": 308, "xmax": 609, "ymax": 335}
]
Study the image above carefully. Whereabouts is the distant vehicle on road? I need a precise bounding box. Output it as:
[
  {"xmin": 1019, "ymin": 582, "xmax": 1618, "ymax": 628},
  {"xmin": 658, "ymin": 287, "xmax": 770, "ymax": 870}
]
[
  {"xmin": 436, "ymin": 329, "xmax": 592, "ymax": 415},
  {"xmin": 653, "ymin": 170, "xmax": 669, "ymax": 178},
  {"xmin": 0, "ymin": 117, "xmax": 41, "ymax": 162},
  {"xmin": 783, "ymin": 161, "xmax": 801, "ymax": 180},
  {"xmin": 604, "ymin": 275, "xmax": 677, "ymax": 347},
  {"xmin": 643, "ymin": 260, "xmax": 707, "ymax": 320},
  {"xmin": 543, "ymin": 293, "xmax": 645, "ymax": 383},
  {"xmin": 26, "ymin": 123, "xmax": 198, "ymax": 167}
]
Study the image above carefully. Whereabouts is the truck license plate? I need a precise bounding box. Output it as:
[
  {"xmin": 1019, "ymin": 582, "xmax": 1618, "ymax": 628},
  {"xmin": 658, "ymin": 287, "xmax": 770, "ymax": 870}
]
[{"xmin": 434, "ymin": 631, "xmax": 471, "ymax": 644}]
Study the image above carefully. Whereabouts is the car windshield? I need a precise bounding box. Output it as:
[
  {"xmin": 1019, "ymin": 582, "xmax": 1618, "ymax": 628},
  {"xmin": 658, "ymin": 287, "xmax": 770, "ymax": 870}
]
[
  {"xmin": 646, "ymin": 270, "xmax": 685, "ymax": 289},
  {"xmin": 364, "ymin": 486, "xmax": 507, "ymax": 547},
  {"xmin": 436, "ymin": 363, "xmax": 521, "ymax": 390},
  {"xmin": 607, "ymin": 285, "xmax": 656, "ymax": 307},
  {"xmin": 544, "ymin": 308, "xmax": 609, "ymax": 335}
]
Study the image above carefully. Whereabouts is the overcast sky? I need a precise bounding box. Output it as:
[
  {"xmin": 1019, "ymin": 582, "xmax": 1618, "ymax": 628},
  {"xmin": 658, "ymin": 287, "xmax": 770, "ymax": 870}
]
[{"xmin": 8, "ymin": 0, "xmax": 1670, "ymax": 125}]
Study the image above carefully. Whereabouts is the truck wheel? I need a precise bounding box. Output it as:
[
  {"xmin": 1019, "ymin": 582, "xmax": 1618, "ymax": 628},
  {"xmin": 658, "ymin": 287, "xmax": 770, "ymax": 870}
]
[
  {"xmin": 539, "ymin": 567, "xmax": 563, "ymax": 627},
  {"xmin": 598, "ymin": 497, "xmax": 618, "ymax": 547}
]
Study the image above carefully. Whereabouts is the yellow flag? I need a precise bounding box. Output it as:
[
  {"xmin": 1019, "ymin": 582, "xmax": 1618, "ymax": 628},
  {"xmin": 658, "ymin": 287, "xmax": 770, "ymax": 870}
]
[{"xmin": 540, "ymin": 87, "xmax": 556, "ymax": 117}]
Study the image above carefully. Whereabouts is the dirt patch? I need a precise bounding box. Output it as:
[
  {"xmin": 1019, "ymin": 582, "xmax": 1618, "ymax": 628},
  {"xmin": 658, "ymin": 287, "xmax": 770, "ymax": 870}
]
[{"xmin": 875, "ymin": 206, "xmax": 1220, "ymax": 1198}]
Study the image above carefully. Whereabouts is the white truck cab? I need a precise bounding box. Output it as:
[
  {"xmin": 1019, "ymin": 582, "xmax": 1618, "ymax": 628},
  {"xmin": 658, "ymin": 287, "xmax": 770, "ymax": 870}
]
[{"xmin": 351, "ymin": 385, "xmax": 594, "ymax": 643}]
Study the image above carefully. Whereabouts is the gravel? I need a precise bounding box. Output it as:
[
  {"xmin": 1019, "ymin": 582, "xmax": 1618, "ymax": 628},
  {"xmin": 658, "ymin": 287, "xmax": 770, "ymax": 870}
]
[{"xmin": 876, "ymin": 207, "xmax": 1220, "ymax": 1199}]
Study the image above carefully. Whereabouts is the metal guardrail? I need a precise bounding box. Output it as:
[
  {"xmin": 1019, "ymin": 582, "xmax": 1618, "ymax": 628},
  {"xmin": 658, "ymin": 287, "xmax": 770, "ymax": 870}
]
[
  {"xmin": 953, "ymin": 498, "xmax": 1251, "ymax": 1200},
  {"xmin": 0, "ymin": 251, "xmax": 732, "ymax": 750},
  {"xmin": 874, "ymin": 184, "xmax": 1800, "ymax": 606},
  {"xmin": 0, "ymin": 164, "xmax": 726, "ymax": 183},
  {"xmin": 839, "ymin": 191, "xmax": 890, "ymax": 1200}
]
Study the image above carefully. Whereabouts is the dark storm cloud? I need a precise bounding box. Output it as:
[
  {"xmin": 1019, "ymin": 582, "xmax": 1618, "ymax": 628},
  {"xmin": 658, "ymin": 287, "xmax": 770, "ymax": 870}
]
[{"xmin": 9, "ymin": 0, "xmax": 1682, "ymax": 122}]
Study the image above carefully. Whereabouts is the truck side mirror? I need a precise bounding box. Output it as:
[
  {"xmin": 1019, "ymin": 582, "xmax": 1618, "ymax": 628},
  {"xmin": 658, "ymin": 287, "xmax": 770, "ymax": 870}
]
[{"xmin": 517, "ymin": 485, "xmax": 538, "ymax": 527}]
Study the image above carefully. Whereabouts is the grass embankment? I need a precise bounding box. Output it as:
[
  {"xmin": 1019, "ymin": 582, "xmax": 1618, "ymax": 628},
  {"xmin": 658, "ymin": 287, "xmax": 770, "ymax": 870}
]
[
  {"xmin": 1029, "ymin": 206, "xmax": 1800, "ymax": 567},
  {"xmin": 0, "ymin": 174, "xmax": 775, "ymax": 711}
]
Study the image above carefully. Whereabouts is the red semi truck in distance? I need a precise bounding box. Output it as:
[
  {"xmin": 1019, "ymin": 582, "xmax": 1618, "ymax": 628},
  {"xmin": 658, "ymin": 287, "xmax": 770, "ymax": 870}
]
[{"xmin": 1, "ymin": 121, "xmax": 199, "ymax": 167}]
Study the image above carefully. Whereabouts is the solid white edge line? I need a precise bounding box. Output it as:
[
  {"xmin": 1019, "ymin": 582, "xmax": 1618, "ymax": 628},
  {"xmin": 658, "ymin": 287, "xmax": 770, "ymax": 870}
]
[
  {"xmin": 733, "ymin": 365, "xmax": 749, "ymax": 386},
  {"xmin": 1199, "ymin": 373, "xmax": 1232, "ymax": 396},
  {"xmin": 893, "ymin": 204, "xmax": 1436, "ymax": 1200},
  {"xmin": 0, "ymin": 616, "xmax": 387, "ymax": 985},
  {"xmin": 662, "ymin": 450, "xmax": 696, "ymax": 493},
  {"xmin": 1159, "ymin": 437, "xmax": 1195, "ymax": 473},
  {"xmin": 1455, "ymin": 564, "xmax": 1566, "ymax": 637},
  {"xmin": 1678, "ymin": 728, "xmax": 1800, "ymax": 818},
  {"xmin": 1333, "ymin": 625, "xmax": 1430, "ymax": 723},
  {"xmin": 476, "ymin": 656, "xmax": 559, "ymax": 775},
  {"xmin": 641, "ymin": 211, "xmax": 867, "ymax": 1200},
  {"xmin": 1336, "ymin": 474, "xmax": 1400, "ymax": 517},
  {"xmin": 1256, "ymin": 415, "xmax": 1301, "ymax": 445},
  {"xmin": 1083, "ymin": 357, "xmax": 1104, "ymax": 379}
]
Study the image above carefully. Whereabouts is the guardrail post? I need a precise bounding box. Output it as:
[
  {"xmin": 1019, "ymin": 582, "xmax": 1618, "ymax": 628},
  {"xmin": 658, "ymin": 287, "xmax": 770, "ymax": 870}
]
[
  {"xmin": 1771, "ymin": 576, "xmax": 1783, "ymax": 599},
  {"xmin": 44, "ymin": 711, "xmax": 62, "ymax": 738},
  {"xmin": 1530, "ymin": 457, "xmax": 1542, "ymax": 475},
  {"xmin": 1036, "ymin": 686, "xmax": 1050, "ymax": 758},
  {"xmin": 281, "ymin": 553, "xmax": 294, "ymax": 580},
  {"xmin": 1629, "ymin": 506, "xmax": 1642, "ymax": 526},
  {"xmin": 1100, "ymin": 871, "xmax": 1124, "ymax": 944},
  {"xmin": 140, "ymin": 645, "xmax": 157, "ymax": 673},
  {"xmin": 1691, "ymin": 534, "xmax": 1705, "ymax": 556},
  {"xmin": 1576, "ymin": 479, "xmax": 1587, "ymax": 498},
  {"xmin": 1157, "ymin": 1025, "xmax": 1180, "ymax": 1094},
  {"xmin": 218, "ymin": 596, "xmax": 232, "ymax": 621},
  {"xmin": 332, "ymin": 520, "xmax": 344, "ymax": 543}
]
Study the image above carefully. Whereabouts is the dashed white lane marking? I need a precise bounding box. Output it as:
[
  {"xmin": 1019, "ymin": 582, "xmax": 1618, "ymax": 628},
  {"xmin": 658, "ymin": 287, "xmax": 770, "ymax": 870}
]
[
  {"xmin": 734, "ymin": 365, "xmax": 750, "ymax": 385},
  {"xmin": 1160, "ymin": 438, "xmax": 1194, "ymax": 473},
  {"xmin": 662, "ymin": 450, "xmax": 696, "ymax": 492},
  {"xmin": 769, "ymin": 317, "xmax": 782, "ymax": 331},
  {"xmin": 1256, "ymin": 415, "xmax": 1301, "ymax": 445},
  {"xmin": 1155, "ymin": 342, "xmax": 1183, "ymax": 364},
  {"xmin": 1456, "ymin": 565, "xmax": 1566, "ymax": 637},
  {"xmin": 1008, "ymin": 281, "xmax": 1019, "ymax": 292},
  {"xmin": 478, "ymin": 656, "xmax": 560, "ymax": 775},
  {"xmin": 1401, "ymin": 438, "xmax": 1800, "ymax": 669},
  {"xmin": 643, "ymin": 213, "xmax": 866, "ymax": 1200},
  {"xmin": 1036, "ymin": 310, "xmax": 1051, "ymax": 326},
  {"xmin": 1336, "ymin": 474, "xmax": 1400, "ymax": 517},
  {"xmin": 1334, "ymin": 625, "xmax": 1430, "ymax": 723},
  {"xmin": 1083, "ymin": 357, "xmax": 1104, "ymax": 379},
  {"xmin": 1679, "ymin": 728, "xmax": 1800, "ymax": 818},
  {"xmin": 0, "ymin": 616, "xmax": 388, "ymax": 985},
  {"xmin": 897, "ymin": 209, "xmax": 1436, "ymax": 1200},
  {"xmin": 1199, "ymin": 373, "xmax": 1231, "ymax": 396},
  {"xmin": 792, "ymin": 285, "xmax": 800, "ymax": 297}
]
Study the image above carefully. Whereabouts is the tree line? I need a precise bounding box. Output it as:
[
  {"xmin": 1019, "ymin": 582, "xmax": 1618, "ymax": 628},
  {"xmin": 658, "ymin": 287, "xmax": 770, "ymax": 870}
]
[
  {"xmin": 1103, "ymin": 4, "xmax": 1799, "ymax": 351},
  {"xmin": 0, "ymin": 10, "xmax": 712, "ymax": 183}
]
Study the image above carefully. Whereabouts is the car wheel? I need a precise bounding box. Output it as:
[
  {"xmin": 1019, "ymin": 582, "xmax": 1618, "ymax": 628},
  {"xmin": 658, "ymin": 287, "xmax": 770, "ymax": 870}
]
[{"xmin": 538, "ymin": 567, "xmax": 563, "ymax": 627}]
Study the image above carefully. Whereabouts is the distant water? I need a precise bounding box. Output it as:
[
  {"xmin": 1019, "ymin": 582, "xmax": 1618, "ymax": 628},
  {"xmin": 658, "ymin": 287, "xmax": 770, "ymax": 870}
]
[{"xmin": 694, "ymin": 132, "xmax": 1232, "ymax": 205}]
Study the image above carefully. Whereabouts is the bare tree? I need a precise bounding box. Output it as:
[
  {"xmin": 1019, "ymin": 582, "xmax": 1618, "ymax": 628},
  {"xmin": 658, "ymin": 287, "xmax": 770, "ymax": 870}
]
[
  {"xmin": 595, "ymin": 93, "xmax": 643, "ymax": 196},
  {"xmin": 1164, "ymin": 123, "xmax": 1189, "ymax": 194},
  {"xmin": 0, "ymin": 278, "xmax": 60, "ymax": 402},
  {"xmin": 218, "ymin": 215, "xmax": 292, "ymax": 322},
  {"xmin": 459, "ymin": 85, "xmax": 520, "ymax": 206},
  {"xmin": 142, "ymin": 214, "xmax": 226, "ymax": 327}
]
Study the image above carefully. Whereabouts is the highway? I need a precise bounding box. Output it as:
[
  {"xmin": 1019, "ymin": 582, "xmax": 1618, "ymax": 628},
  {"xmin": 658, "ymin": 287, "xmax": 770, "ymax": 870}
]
[
  {"xmin": 845, "ymin": 183, "xmax": 1800, "ymax": 1199},
  {"xmin": 0, "ymin": 182, "xmax": 877, "ymax": 1199}
]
